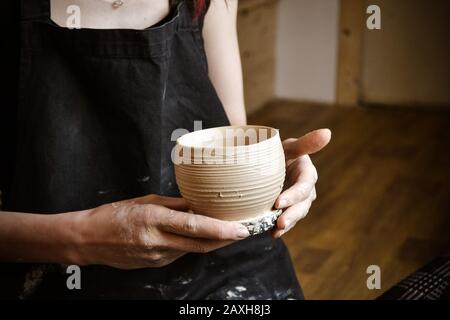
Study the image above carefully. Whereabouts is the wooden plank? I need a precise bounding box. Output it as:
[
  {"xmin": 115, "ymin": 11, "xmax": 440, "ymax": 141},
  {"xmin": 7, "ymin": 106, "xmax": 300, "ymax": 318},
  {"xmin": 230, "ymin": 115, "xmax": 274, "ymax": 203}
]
[
  {"xmin": 238, "ymin": 0, "xmax": 278, "ymax": 113},
  {"xmin": 336, "ymin": 0, "xmax": 365, "ymax": 106},
  {"xmin": 239, "ymin": 0, "xmax": 277, "ymax": 11}
]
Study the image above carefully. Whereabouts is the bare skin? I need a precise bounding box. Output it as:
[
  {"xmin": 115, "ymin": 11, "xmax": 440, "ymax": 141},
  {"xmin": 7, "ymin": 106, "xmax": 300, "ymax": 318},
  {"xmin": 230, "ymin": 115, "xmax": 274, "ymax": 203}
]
[
  {"xmin": 50, "ymin": 0, "xmax": 171, "ymax": 30},
  {"xmin": 0, "ymin": 195, "xmax": 248, "ymax": 268},
  {"xmin": 71, "ymin": 194, "xmax": 248, "ymax": 269},
  {"xmin": 0, "ymin": 0, "xmax": 331, "ymax": 269}
]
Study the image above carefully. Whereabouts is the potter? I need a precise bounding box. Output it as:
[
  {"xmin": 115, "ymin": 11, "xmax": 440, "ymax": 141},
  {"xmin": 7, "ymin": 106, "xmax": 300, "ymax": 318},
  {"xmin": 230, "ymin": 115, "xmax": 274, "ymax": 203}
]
[{"xmin": 1, "ymin": 0, "xmax": 331, "ymax": 300}]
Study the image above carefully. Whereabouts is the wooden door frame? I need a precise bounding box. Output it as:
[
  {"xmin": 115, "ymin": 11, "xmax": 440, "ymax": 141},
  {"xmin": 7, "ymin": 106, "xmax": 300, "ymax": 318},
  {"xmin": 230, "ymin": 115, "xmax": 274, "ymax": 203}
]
[{"xmin": 336, "ymin": 0, "xmax": 365, "ymax": 107}]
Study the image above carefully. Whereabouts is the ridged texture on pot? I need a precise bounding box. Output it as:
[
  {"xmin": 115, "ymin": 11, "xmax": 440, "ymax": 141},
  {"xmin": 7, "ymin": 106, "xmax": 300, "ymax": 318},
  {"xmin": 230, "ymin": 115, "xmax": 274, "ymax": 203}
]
[{"xmin": 175, "ymin": 126, "xmax": 286, "ymax": 221}]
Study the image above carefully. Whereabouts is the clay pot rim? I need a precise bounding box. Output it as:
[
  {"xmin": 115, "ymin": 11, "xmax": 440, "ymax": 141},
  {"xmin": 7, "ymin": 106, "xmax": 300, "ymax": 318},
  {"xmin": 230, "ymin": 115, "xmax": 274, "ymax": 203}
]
[{"xmin": 176, "ymin": 125, "xmax": 280, "ymax": 151}]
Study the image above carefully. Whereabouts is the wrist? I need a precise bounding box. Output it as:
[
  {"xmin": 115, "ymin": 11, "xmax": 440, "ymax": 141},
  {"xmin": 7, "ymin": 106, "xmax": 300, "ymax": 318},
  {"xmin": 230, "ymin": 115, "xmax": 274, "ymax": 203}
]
[
  {"xmin": 56, "ymin": 209, "xmax": 91, "ymax": 266},
  {"xmin": 0, "ymin": 210, "xmax": 91, "ymax": 265}
]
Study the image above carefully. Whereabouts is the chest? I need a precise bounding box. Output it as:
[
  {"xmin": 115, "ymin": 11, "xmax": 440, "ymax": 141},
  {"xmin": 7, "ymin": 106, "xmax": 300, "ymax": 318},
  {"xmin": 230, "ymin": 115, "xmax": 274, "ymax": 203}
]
[{"xmin": 50, "ymin": 0, "xmax": 171, "ymax": 30}]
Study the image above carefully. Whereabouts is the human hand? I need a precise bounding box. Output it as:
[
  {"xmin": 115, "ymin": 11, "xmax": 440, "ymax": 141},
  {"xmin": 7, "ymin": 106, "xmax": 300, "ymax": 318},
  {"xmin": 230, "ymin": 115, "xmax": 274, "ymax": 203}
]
[
  {"xmin": 72, "ymin": 194, "xmax": 250, "ymax": 269},
  {"xmin": 273, "ymin": 129, "xmax": 332, "ymax": 238}
]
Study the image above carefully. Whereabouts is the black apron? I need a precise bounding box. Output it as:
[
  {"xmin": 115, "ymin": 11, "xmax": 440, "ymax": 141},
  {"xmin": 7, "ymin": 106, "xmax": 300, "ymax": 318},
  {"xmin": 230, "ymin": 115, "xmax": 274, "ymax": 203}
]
[{"xmin": 0, "ymin": 0, "xmax": 303, "ymax": 300}]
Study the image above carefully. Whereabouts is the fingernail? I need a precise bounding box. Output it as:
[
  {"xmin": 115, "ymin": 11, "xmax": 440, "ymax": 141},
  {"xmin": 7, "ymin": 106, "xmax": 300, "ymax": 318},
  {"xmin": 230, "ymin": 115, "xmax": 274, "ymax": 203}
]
[
  {"xmin": 278, "ymin": 199, "xmax": 288, "ymax": 209},
  {"xmin": 283, "ymin": 219, "xmax": 291, "ymax": 230},
  {"xmin": 237, "ymin": 225, "xmax": 250, "ymax": 239}
]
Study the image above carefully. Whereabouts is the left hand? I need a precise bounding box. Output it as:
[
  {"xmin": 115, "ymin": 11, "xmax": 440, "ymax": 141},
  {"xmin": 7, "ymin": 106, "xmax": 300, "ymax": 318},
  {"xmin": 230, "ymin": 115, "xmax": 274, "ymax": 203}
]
[{"xmin": 273, "ymin": 129, "xmax": 332, "ymax": 238}]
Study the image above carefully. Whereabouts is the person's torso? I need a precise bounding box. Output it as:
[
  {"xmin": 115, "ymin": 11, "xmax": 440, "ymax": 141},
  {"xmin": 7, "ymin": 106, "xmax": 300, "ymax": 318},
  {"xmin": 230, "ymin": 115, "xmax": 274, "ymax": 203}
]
[
  {"xmin": 6, "ymin": 0, "xmax": 229, "ymax": 213},
  {"xmin": 0, "ymin": 0, "xmax": 301, "ymax": 300}
]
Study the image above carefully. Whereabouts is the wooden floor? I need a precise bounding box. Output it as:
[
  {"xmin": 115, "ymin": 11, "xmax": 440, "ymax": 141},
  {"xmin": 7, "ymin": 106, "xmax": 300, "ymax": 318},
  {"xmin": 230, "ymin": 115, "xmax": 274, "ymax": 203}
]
[{"xmin": 248, "ymin": 100, "xmax": 450, "ymax": 300}]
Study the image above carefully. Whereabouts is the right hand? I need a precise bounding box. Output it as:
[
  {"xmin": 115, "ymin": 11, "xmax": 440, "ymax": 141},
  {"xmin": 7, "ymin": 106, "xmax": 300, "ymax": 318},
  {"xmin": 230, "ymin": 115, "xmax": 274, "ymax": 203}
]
[{"xmin": 72, "ymin": 194, "xmax": 250, "ymax": 269}]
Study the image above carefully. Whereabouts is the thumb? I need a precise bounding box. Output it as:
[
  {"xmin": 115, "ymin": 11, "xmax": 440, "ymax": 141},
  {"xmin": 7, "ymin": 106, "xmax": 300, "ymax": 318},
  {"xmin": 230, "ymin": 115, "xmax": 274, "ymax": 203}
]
[{"xmin": 283, "ymin": 129, "xmax": 332, "ymax": 160}]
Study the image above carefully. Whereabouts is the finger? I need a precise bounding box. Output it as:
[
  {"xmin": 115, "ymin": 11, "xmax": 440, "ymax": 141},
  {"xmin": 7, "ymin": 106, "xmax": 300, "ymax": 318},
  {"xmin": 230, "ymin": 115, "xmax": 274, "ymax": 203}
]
[
  {"xmin": 283, "ymin": 129, "xmax": 331, "ymax": 160},
  {"xmin": 311, "ymin": 187, "xmax": 317, "ymax": 201},
  {"xmin": 161, "ymin": 232, "xmax": 235, "ymax": 254},
  {"xmin": 151, "ymin": 206, "xmax": 250, "ymax": 240},
  {"xmin": 278, "ymin": 194, "xmax": 314, "ymax": 229},
  {"xmin": 133, "ymin": 194, "xmax": 189, "ymax": 211},
  {"xmin": 273, "ymin": 195, "xmax": 314, "ymax": 238},
  {"xmin": 275, "ymin": 156, "xmax": 317, "ymax": 209}
]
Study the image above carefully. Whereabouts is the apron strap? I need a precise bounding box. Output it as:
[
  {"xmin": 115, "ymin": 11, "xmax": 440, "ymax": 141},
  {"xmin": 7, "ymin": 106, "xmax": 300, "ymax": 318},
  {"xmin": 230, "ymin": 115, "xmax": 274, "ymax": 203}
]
[{"xmin": 21, "ymin": 0, "xmax": 50, "ymax": 21}]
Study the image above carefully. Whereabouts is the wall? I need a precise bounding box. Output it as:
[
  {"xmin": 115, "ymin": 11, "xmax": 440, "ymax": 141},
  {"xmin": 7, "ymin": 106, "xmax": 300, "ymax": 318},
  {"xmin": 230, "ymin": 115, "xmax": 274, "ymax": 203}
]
[
  {"xmin": 275, "ymin": 0, "xmax": 340, "ymax": 104},
  {"xmin": 361, "ymin": 0, "xmax": 450, "ymax": 107}
]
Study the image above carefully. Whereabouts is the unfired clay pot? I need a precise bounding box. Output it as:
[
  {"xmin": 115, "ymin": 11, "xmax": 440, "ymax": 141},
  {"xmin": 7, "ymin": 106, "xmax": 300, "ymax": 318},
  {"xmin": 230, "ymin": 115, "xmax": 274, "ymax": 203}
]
[{"xmin": 174, "ymin": 126, "xmax": 285, "ymax": 235}]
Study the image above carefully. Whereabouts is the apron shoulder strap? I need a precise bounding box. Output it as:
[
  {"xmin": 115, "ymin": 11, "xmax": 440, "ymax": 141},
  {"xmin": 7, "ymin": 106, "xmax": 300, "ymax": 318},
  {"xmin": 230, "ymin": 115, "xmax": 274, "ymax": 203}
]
[{"xmin": 21, "ymin": 0, "xmax": 50, "ymax": 21}]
